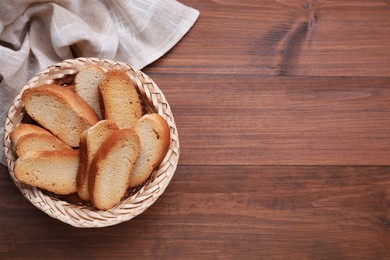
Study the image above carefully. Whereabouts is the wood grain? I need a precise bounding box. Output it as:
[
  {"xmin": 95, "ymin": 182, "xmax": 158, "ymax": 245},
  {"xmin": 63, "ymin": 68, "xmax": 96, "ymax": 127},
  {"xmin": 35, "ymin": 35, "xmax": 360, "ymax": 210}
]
[
  {"xmin": 1, "ymin": 164, "xmax": 389, "ymax": 258},
  {"xmin": 143, "ymin": 74, "xmax": 390, "ymax": 165},
  {"xmin": 2, "ymin": 0, "xmax": 390, "ymax": 258},
  {"xmin": 154, "ymin": 0, "xmax": 390, "ymax": 77}
]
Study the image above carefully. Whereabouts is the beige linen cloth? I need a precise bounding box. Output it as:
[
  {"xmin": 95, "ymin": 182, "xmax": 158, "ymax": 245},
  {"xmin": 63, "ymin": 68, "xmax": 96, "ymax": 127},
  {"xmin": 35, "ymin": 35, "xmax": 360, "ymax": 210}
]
[{"xmin": 0, "ymin": 0, "xmax": 199, "ymax": 165}]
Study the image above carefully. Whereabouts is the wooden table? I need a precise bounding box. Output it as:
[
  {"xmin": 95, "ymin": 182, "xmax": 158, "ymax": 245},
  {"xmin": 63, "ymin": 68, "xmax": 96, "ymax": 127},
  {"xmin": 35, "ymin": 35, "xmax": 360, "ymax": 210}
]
[{"xmin": 1, "ymin": 0, "xmax": 390, "ymax": 258}]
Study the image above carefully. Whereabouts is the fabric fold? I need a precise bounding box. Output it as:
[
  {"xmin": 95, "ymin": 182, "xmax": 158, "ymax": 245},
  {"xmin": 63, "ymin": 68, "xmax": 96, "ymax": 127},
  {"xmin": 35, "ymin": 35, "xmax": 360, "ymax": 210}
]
[{"xmin": 0, "ymin": 0, "xmax": 199, "ymax": 165}]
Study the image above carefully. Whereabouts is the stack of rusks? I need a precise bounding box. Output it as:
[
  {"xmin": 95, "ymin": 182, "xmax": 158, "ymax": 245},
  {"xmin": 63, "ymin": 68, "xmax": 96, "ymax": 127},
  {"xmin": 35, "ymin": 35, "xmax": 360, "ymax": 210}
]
[{"xmin": 10, "ymin": 66, "xmax": 170, "ymax": 210}]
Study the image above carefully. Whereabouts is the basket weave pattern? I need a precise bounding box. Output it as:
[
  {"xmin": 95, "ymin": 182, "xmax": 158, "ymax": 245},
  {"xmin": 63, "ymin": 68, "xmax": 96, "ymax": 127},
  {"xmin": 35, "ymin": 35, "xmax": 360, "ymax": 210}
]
[{"xmin": 3, "ymin": 58, "xmax": 179, "ymax": 227}]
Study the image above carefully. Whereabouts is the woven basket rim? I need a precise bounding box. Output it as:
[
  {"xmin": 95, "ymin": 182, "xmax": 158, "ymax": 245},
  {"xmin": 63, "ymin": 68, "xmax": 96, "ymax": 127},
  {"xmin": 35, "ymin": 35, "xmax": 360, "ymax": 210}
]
[{"xmin": 2, "ymin": 57, "xmax": 180, "ymax": 228}]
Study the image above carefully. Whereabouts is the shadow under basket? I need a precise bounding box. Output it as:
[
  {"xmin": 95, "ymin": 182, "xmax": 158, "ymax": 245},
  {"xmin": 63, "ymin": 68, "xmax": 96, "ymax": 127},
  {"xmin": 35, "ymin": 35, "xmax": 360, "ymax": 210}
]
[{"xmin": 3, "ymin": 57, "xmax": 180, "ymax": 228}]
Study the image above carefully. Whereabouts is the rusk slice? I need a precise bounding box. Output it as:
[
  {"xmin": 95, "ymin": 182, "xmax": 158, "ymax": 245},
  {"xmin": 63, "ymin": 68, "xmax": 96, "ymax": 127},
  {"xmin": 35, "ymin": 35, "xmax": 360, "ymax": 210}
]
[
  {"xmin": 99, "ymin": 69, "xmax": 142, "ymax": 128},
  {"xmin": 77, "ymin": 120, "xmax": 119, "ymax": 201},
  {"xmin": 74, "ymin": 66, "xmax": 106, "ymax": 119},
  {"xmin": 128, "ymin": 114, "xmax": 170, "ymax": 188},
  {"xmin": 10, "ymin": 123, "xmax": 52, "ymax": 152},
  {"xmin": 14, "ymin": 150, "xmax": 79, "ymax": 195},
  {"xmin": 89, "ymin": 128, "xmax": 140, "ymax": 210},
  {"xmin": 22, "ymin": 84, "xmax": 99, "ymax": 147},
  {"xmin": 16, "ymin": 132, "xmax": 72, "ymax": 157}
]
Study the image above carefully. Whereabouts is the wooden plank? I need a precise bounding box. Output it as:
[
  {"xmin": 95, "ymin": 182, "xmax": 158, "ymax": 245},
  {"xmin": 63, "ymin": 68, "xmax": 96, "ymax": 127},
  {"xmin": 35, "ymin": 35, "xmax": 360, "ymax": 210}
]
[
  {"xmin": 142, "ymin": 74, "xmax": 390, "ymax": 165},
  {"xmin": 1, "ymin": 165, "xmax": 389, "ymax": 258},
  {"xmin": 153, "ymin": 0, "xmax": 390, "ymax": 77}
]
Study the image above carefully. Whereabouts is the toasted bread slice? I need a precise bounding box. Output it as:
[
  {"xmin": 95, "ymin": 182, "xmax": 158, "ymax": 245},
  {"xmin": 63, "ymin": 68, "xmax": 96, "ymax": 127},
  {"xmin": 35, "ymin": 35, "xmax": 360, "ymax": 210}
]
[
  {"xmin": 22, "ymin": 84, "xmax": 99, "ymax": 147},
  {"xmin": 16, "ymin": 132, "xmax": 73, "ymax": 157},
  {"xmin": 14, "ymin": 150, "xmax": 79, "ymax": 195},
  {"xmin": 74, "ymin": 66, "xmax": 106, "ymax": 119},
  {"xmin": 89, "ymin": 128, "xmax": 140, "ymax": 210},
  {"xmin": 99, "ymin": 69, "xmax": 142, "ymax": 128},
  {"xmin": 128, "ymin": 114, "xmax": 170, "ymax": 188},
  {"xmin": 77, "ymin": 120, "xmax": 119, "ymax": 201},
  {"xmin": 10, "ymin": 123, "xmax": 52, "ymax": 152}
]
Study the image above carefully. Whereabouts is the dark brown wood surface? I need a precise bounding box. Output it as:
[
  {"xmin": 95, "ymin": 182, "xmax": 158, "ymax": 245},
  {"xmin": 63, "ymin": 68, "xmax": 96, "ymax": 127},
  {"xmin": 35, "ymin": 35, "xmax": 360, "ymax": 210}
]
[{"xmin": 1, "ymin": 0, "xmax": 390, "ymax": 258}]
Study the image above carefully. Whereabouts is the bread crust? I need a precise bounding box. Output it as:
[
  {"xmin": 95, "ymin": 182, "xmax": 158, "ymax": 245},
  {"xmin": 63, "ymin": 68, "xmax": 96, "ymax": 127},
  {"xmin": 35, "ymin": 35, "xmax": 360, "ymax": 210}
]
[
  {"xmin": 33, "ymin": 84, "xmax": 99, "ymax": 127},
  {"xmin": 10, "ymin": 123, "xmax": 52, "ymax": 152},
  {"xmin": 14, "ymin": 150, "xmax": 79, "ymax": 195},
  {"xmin": 89, "ymin": 128, "xmax": 140, "ymax": 210},
  {"xmin": 128, "ymin": 114, "xmax": 170, "ymax": 188},
  {"xmin": 14, "ymin": 69, "xmax": 171, "ymax": 209},
  {"xmin": 77, "ymin": 131, "xmax": 89, "ymax": 199},
  {"xmin": 16, "ymin": 132, "xmax": 72, "ymax": 157},
  {"xmin": 77, "ymin": 120, "xmax": 119, "ymax": 201},
  {"xmin": 99, "ymin": 69, "xmax": 142, "ymax": 128},
  {"xmin": 22, "ymin": 84, "xmax": 99, "ymax": 147},
  {"xmin": 147, "ymin": 114, "xmax": 171, "ymax": 168},
  {"xmin": 74, "ymin": 66, "xmax": 106, "ymax": 119}
]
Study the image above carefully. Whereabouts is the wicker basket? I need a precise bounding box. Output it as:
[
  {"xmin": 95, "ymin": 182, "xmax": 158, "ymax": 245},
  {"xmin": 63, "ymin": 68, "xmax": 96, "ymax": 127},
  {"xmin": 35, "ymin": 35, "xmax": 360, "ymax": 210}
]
[{"xmin": 2, "ymin": 57, "xmax": 179, "ymax": 228}]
